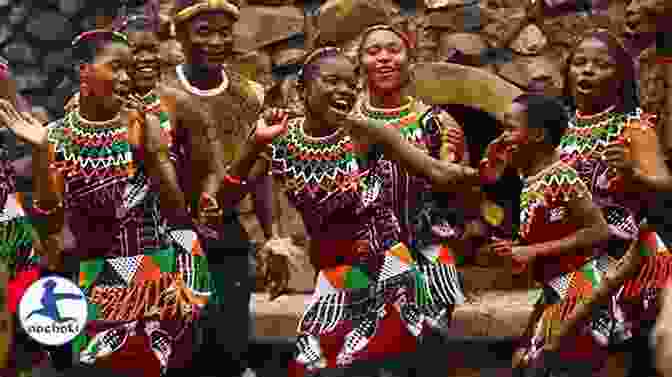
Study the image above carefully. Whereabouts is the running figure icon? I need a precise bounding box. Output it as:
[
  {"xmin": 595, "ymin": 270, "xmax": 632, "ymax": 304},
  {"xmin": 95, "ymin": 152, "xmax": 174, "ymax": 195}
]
[{"xmin": 25, "ymin": 279, "xmax": 84, "ymax": 323}]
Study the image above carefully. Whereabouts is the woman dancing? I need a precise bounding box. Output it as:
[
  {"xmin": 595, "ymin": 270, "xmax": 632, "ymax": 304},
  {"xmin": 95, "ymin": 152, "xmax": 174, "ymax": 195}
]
[
  {"xmin": 27, "ymin": 30, "xmax": 211, "ymax": 377},
  {"xmin": 354, "ymin": 24, "xmax": 480, "ymax": 329},
  {"xmin": 485, "ymin": 94, "xmax": 611, "ymax": 377},
  {"xmin": 227, "ymin": 46, "xmax": 477, "ymax": 377},
  {"xmin": 534, "ymin": 29, "xmax": 672, "ymax": 376}
]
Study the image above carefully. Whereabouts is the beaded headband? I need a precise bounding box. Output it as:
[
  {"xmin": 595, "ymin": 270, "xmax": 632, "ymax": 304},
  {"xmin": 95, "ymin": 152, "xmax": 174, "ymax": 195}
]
[
  {"xmin": 72, "ymin": 30, "xmax": 129, "ymax": 48},
  {"xmin": 298, "ymin": 47, "xmax": 342, "ymax": 83},
  {"xmin": 118, "ymin": 14, "xmax": 160, "ymax": 33},
  {"xmin": 359, "ymin": 24, "xmax": 412, "ymax": 51},
  {"xmin": 174, "ymin": 0, "xmax": 240, "ymax": 24}
]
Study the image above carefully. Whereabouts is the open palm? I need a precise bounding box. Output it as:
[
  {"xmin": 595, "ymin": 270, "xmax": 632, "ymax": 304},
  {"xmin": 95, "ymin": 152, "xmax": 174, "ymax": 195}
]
[
  {"xmin": 256, "ymin": 108, "xmax": 289, "ymax": 145},
  {"xmin": 0, "ymin": 98, "xmax": 48, "ymax": 148}
]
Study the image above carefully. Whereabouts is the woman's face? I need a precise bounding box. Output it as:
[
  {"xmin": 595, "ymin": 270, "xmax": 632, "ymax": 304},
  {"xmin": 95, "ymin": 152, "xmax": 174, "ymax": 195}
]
[
  {"xmin": 500, "ymin": 101, "xmax": 532, "ymax": 168},
  {"xmin": 303, "ymin": 56, "xmax": 358, "ymax": 120},
  {"xmin": 82, "ymin": 42, "xmax": 132, "ymax": 111},
  {"xmin": 568, "ymin": 37, "xmax": 621, "ymax": 110},
  {"xmin": 360, "ymin": 30, "xmax": 408, "ymax": 93}
]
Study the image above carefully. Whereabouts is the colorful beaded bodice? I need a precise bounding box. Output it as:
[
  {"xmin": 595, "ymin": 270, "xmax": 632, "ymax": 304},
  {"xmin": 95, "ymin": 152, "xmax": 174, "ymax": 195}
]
[
  {"xmin": 520, "ymin": 161, "xmax": 593, "ymax": 280},
  {"xmin": 359, "ymin": 97, "xmax": 464, "ymax": 250},
  {"xmin": 520, "ymin": 161, "xmax": 589, "ymax": 243},
  {"xmin": 48, "ymin": 111, "xmax": 136, "ymax": 182},
  {"xmin": 47, "ymin": 112, "xmax": 167, "ymax": 257},
  {"xmin": 558, "ymin": 108, "xmax": 653, "ymax": 244},
  {"xmin": 559, "ymin": 107, "xmax": 627, "ymax": 162},
  {"xmin": 271, "ymin": 118, "xmax": 384, "ymax": 237}
]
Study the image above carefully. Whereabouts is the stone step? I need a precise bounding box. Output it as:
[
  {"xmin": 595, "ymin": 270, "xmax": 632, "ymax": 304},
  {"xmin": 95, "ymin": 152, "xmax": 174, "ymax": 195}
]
[
  {"xmin": 252, "ymin": 285, "xmax": 629, "ymax": 377},
  {"xmin": 253, "ymin": 289, "xmax": 535, "ymax": 339}
]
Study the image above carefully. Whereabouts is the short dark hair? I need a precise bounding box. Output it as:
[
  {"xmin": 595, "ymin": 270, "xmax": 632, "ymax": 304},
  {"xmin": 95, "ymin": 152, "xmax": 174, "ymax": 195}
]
[
  {"xmin": 513, "ymin": 94, "xmax": 569, "ymax": 147},
  {"xmin": 121, "ymin": 14, "xmax": 160, "ymax": 34}
]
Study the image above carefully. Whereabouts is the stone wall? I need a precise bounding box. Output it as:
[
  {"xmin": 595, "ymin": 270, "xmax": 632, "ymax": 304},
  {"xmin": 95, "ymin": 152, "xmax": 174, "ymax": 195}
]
[{"xmin": 0, "ymin": 0, "xmax": 650, "ymax": 247}]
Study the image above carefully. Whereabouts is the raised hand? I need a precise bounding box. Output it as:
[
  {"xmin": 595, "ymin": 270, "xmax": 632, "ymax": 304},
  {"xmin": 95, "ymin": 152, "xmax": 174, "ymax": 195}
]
[
  {"xmin": 480, "ymin": 135, "xmax": 512, "ymax": 184},
  {"xmin": 489, "ymin": 237, "xmax": 527, "ymax": 274},
  {"xmin": 256, "ymin": 108, "xmax": 289, "ymax": 145},
  {"xmin": 604, "ymin": 137, "xmax": 634, "ymax": 178},
  {"xmin": 0, "ymin": 98, "xmax": 48, "ymax": 149},
  {"xmin": 491, "ymin": 237, "xmax": 513, "ymax": 257}
]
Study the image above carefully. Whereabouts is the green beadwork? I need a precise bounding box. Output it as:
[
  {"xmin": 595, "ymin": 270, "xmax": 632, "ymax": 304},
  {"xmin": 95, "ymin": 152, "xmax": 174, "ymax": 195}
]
[
  {"xmin": 559, "ymin": 112, "xmax": 627, "ymax": 155},
  {"xmin": 55, "ymin": 111, "xmax": 133, "ymax": 170}
]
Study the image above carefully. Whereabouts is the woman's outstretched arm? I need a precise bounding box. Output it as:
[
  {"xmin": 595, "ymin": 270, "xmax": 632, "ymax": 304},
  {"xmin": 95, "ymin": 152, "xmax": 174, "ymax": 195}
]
[{"xmin": 345, "ymin": 112, "xmax": 479, "ymax": 190}]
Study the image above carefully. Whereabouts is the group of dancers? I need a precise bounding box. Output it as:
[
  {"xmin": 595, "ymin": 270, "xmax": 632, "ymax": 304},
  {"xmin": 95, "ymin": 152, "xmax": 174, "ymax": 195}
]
[{"xmin": 0, "ymin": 0, "xmax": 672, "ymax": 376}]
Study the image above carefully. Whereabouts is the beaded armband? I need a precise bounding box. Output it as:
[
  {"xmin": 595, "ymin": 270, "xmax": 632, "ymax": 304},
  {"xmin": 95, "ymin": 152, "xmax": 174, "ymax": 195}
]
[{"xmin": 223, "ymin": 174, "xmax": 246, "ymax": 186}]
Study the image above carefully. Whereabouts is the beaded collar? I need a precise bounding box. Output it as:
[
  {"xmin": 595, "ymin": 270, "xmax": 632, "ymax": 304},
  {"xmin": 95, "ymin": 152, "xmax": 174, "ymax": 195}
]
[
  {"xmin": 360, "ymin": 96, "xmax": 415, "ymax": 120},
  {"xmin": 176, "ymin": 64, "xmax": 229, "ymax": 97},
  {"xmin": 522, "ymin": 160, "xmax": 587, "ymax": 203},
  {"xmin": 559, "ymin": 106, "xmax": 627, "ymax": 157},
  {"xmin": 359, "ymin": 95, "xmax": 422, "ymax": 140},
  {"xmin": 50, "ymin": 111, "xmax": 135, "ymax": 180}
]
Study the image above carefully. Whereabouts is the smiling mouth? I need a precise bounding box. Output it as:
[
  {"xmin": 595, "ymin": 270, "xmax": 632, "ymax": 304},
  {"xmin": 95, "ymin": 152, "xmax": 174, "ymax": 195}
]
[
  {"xmin": 136, "ymin": 66, "xmax": 158, "ymax": 75},
  {"xmin": 577, "ymin": 81, "xmax": 594, "ymax": 92},
  {"xmin": 377, "ymin": 68, "xmax": 396, "ymax": 75}
]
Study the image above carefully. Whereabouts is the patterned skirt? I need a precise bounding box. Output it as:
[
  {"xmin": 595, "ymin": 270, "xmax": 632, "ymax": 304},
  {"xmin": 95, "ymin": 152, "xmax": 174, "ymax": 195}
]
[
  {"xmin": 612, "ymin": 229, "xmax": 672, "ymax": 340},
  {"xmin": 76, "ymin": 228, "xmax": 212, "ymax": 377},
  {"xmin": 410, "ymin": 201, "xmax": 467, "ymax": 328},
  {"xmin": 518, "ymin": 255, "xmax": 612, "ymax": 376},
  {"xmin": 288, "ymin": 242, "xmax": 430, "ymax": 377},
  {"xmin": 415, "ymin": 244, "xmax": 464, "ymax": 329}
]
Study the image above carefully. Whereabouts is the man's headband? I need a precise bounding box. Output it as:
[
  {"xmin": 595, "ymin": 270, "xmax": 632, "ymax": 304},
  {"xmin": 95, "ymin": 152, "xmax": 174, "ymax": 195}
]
[{"xmin": 174, "ymin": 0, "xmax": 240, "ymax": 24}]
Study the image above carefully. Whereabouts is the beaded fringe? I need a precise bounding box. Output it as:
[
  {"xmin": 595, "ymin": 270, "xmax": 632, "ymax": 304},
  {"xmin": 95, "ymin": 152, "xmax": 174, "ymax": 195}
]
[{"xmin": 622, "ymin": 255, "xmax": 672, "ymax": 298}]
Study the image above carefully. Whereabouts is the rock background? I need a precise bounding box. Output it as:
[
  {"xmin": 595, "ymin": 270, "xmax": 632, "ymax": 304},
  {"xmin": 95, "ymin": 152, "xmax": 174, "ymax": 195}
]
[{"xmin": 1, "ymin": 0, "xmax": 662, "ymax": 291}]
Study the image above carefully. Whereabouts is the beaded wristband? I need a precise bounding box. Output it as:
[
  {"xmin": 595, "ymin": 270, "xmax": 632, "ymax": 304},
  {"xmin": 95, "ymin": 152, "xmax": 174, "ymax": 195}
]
[{"xmin": 223, "ymin": 174, "xmax": 246, "ymax": 186}]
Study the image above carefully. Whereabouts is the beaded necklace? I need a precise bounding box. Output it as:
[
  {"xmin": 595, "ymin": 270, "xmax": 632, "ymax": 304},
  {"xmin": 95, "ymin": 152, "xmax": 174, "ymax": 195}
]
[
  {"xmin": 273, "ymin": 118, "xmax": 367, "ymax": 195},
  {"xmin": 141, "ymin": 90, "xmax": 172, "ymax": 146},
  {"xmin": 360, "ymin": 96, "xmax": 424, "ymax": 144},
  {"xmin": 176, "ymin": 64, "xmax": 229, "ymax": 97},
  {"xmin": 520, "ymin": 161, "xmax": 587, "ymax": 239},
  {"xmin": 51, "ymin": 111, "xmax": 136, "ymax": 181},
  {"xmin": 559, "ymin": 105, "xmax": 626, "ymax": 158}
]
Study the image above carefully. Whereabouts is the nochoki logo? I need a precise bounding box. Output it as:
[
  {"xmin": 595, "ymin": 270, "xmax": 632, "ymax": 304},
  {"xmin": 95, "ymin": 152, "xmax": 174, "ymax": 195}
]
[{"xmin": 18, "ymin": 277, "xmax": 88, "ymax": 346}]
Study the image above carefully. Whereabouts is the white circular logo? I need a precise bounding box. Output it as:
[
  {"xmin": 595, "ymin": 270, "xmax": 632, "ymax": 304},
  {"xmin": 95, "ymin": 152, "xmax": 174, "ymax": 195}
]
[{"xmin": 18, "ymin": 277, "xmax": 88, "ymax": 346}]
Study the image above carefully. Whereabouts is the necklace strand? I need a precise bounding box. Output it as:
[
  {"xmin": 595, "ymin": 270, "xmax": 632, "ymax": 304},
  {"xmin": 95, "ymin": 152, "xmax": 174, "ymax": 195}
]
[
  {"xmin": 75, "ymin": 109, "xmax": 122, "ymax": 129},
  {"xmin": 176, "ymin": 64, "xmax": 229, "ymax": 97}
]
